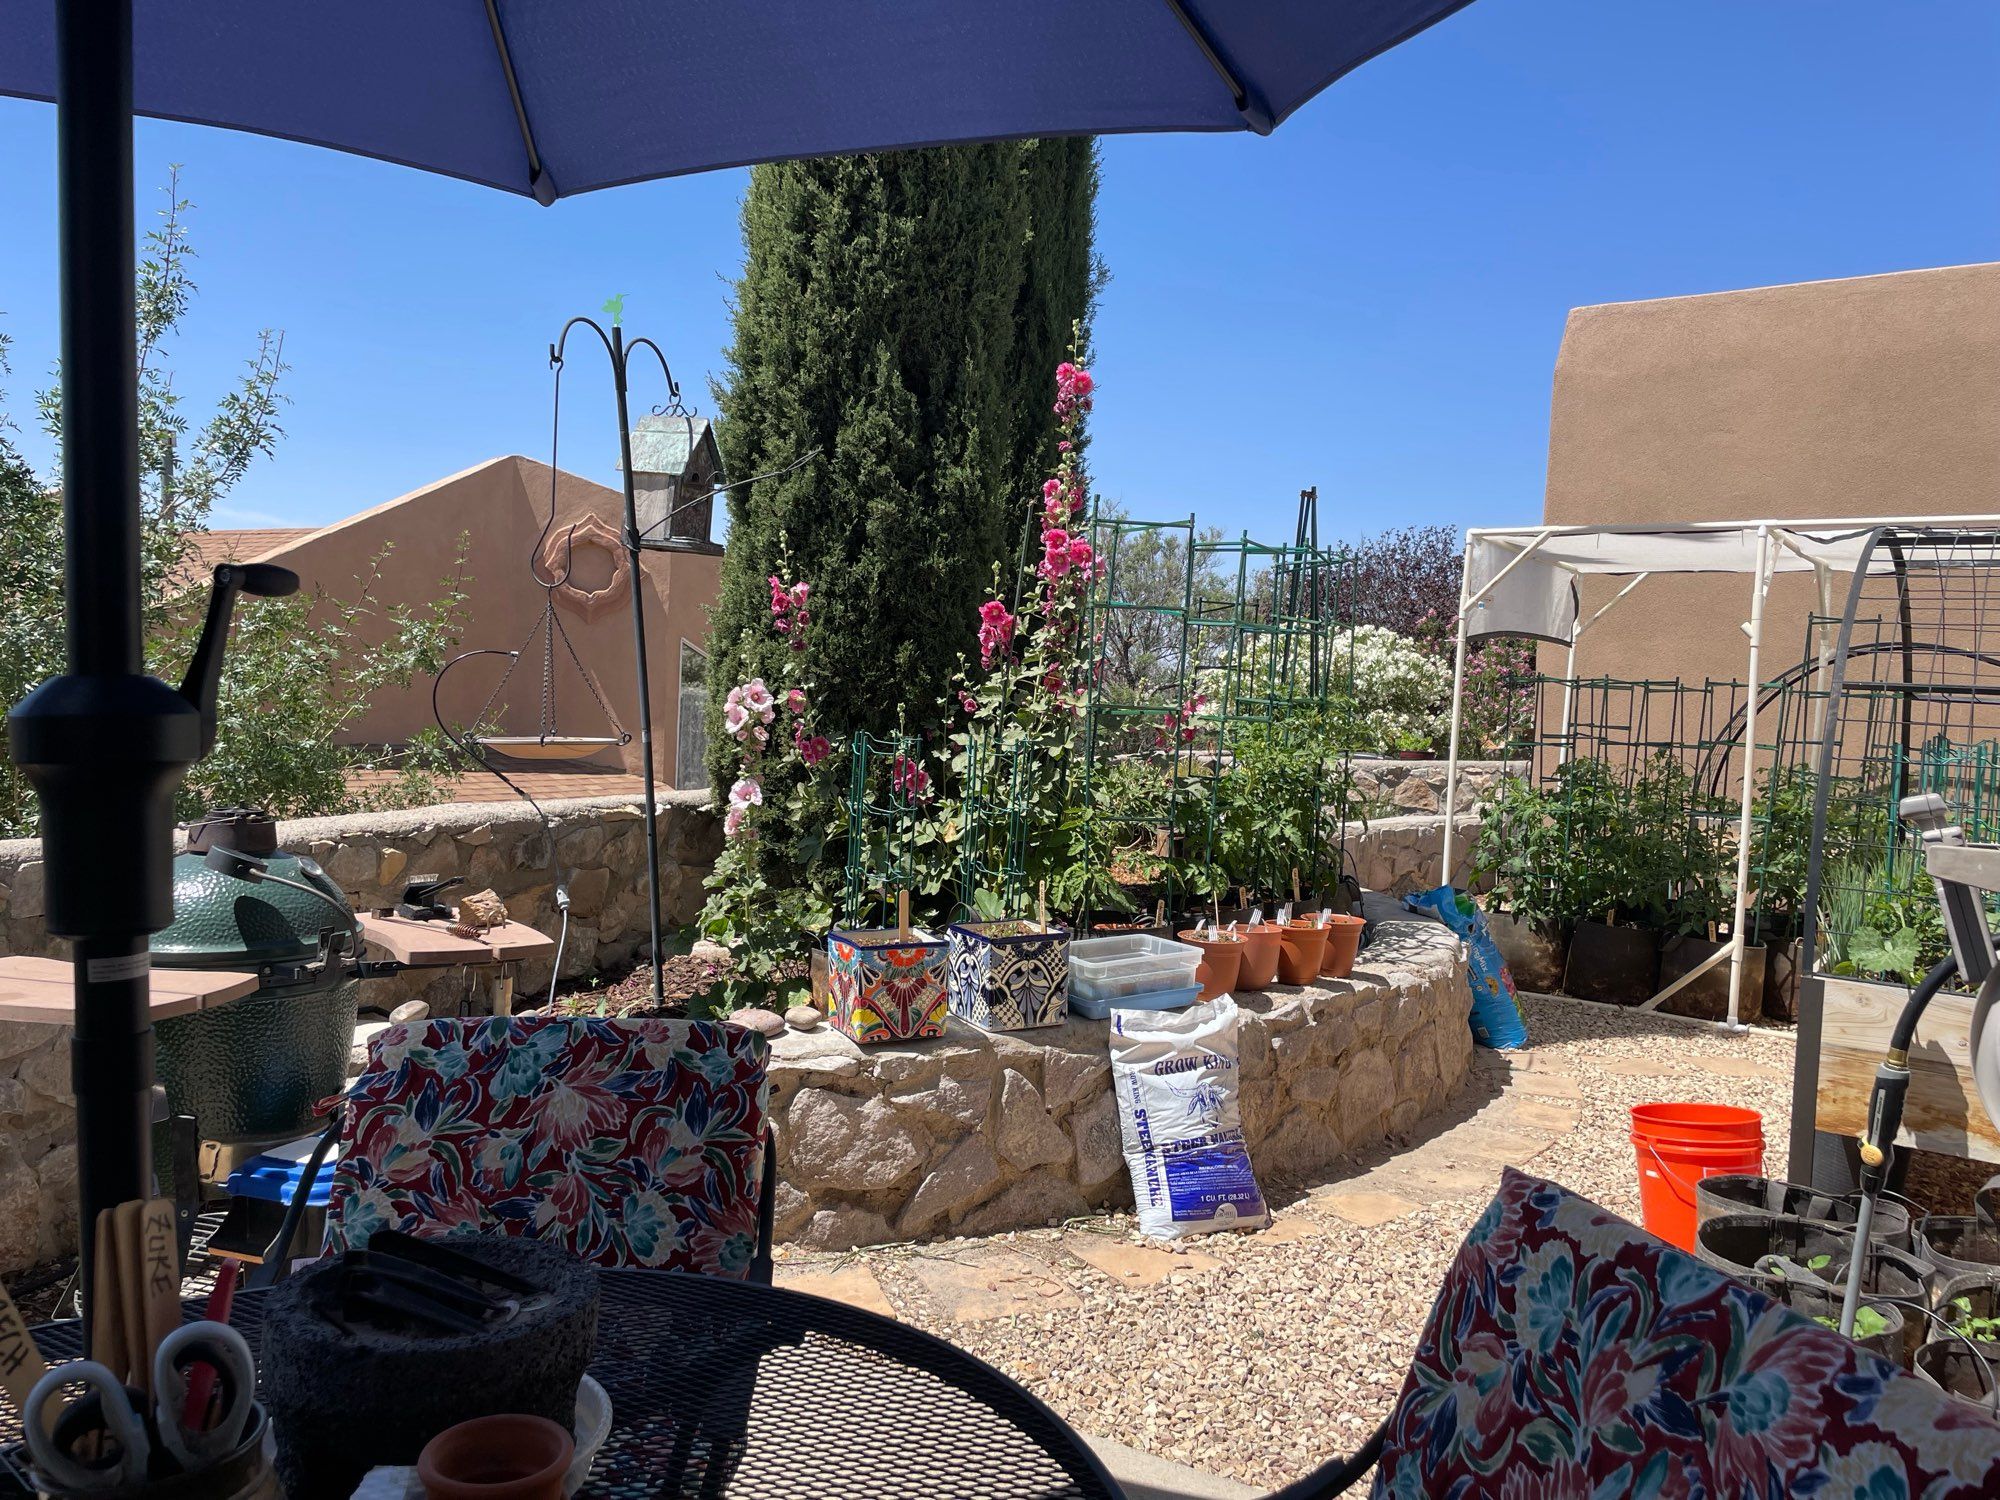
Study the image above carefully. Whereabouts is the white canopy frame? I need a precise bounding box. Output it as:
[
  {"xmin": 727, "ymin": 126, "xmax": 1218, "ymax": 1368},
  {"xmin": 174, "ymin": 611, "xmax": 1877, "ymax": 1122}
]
[{"xmin": 1440, "ymin": 515, "xmax": 2000, "ymax": 1031}]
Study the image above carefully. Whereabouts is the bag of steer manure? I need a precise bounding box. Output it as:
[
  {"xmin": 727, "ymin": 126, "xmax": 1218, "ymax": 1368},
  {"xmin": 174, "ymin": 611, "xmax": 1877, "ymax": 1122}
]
[{"xmin": 1110, "ymin": 995, "xmax": 1269, "ymax": 1239}]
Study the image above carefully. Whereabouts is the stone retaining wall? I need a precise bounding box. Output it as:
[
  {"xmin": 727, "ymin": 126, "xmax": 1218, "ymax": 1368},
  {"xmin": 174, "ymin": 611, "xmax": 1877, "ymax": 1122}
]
[
  {"xmin": 1349, "ymin": 756, "xmax": 1524, "ymax": 816},
  {"xmin": 0, "ymin": 791, "xmax": 720, "ymax": 1273},
  {"xmin": 0, "ymin": 791, "xmax": 1480, "ymax": 1270},
  {"xmin": 768, "ymin": 892, "xmax": 1474, "ymax": 1249}
]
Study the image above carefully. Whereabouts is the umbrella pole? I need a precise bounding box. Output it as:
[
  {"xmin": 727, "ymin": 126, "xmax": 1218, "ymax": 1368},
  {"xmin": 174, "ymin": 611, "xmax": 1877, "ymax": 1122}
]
[{"xmin": 7, "ymin": 0, "xmax": 196, "ymax": 1336}]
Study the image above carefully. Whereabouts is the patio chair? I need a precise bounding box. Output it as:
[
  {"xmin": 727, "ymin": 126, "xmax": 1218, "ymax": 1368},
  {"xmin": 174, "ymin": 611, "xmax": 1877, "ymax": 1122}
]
[
  {"xmin": 1267, "ymin": 1166, "xmax": 2000, "ymax": 1498},
  {"xmin": 320, "ymin": 1013, "xmax": 776, "ymax": 1281}
]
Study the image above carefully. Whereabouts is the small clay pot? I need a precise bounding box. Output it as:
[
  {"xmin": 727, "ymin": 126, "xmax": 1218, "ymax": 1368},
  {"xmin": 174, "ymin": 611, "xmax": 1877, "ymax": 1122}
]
[
  {"xmin": 1277, "ymin": 920, "xmax": 1330, "ymax": 985},
  {"xmin": 1178, "ymin": 930, "xmax": 1244, "ymax": 1001},
  {"xmin": 1318, "ymin": 913, "xmax": 1367, "ymax": 979},
  {"xmin": 419, "ymin": 1413, "xmax": 574, "ymax": 1500},
  {"xmin": 1235, "ymin": 923, "xmax": 1283, "ymax": 991}
]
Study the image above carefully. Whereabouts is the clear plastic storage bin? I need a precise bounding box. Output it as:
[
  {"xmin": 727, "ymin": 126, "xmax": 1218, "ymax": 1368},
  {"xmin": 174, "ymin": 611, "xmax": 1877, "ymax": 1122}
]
[{"xmin": 1067, "ymin": 934, "xmax": 1203, "ymax": 1002}]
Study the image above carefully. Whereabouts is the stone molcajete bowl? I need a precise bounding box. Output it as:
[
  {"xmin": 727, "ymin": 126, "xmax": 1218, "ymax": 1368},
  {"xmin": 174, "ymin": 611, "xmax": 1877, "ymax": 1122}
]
[{"xmin": 260, "ymin": 1235, "xmax": 599, "ymax": 1500}]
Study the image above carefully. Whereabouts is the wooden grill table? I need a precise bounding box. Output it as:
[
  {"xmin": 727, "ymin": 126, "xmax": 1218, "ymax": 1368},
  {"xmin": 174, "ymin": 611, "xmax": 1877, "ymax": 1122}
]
[
  {"xmin": 0, "ymin": 954, "xmax": 257, "ymax": 1025},
  {"xmin": 356, "ymin": 915, "xmax": 556, "ymax": 1017}
]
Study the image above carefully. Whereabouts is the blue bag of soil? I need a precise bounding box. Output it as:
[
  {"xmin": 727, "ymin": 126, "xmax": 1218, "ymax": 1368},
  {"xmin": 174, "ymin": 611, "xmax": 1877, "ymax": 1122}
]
[{"xmin": 1407, "ymin": 884, "xmax": 1529, "ymax": 1050}]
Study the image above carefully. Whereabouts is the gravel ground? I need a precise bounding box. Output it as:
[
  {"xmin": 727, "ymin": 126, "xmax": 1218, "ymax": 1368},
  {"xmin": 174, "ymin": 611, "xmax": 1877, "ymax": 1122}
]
[{"xmin": 797, "ymin": 995, "xmax": 1801, "ymax": 1490}]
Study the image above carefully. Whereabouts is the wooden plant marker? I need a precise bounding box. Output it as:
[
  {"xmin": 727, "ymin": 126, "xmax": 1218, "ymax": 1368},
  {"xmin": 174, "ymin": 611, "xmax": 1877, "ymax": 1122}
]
[
  {"xmin": 1036, "ymin": 881, "xmax": 1048, "ymax": 930},
  {"xmin": 0, "ymin": 1273, "xmax": 49, "ymax": 1429},
  {"xmin": 139, "ymin": 1198, "xmax": 180, "ymax": 1398},
  {"xmin": 1153, "ymin": 899, "xmax": 1166, "ymax": 930},
  {"xmin": 112, "ymin": 1200, "xmax": 145, "ymax": 1394},
  {"xmin": 896, "ymin": 890, "xmax": 911, "ymax": 940},
  {"xmin": 89, "ymin": 1209, "xmax": 123, "ymax": 1376},
  {"xmin": 1291, "ymin": 868, "xmax": 1302, "ymax": 906}
]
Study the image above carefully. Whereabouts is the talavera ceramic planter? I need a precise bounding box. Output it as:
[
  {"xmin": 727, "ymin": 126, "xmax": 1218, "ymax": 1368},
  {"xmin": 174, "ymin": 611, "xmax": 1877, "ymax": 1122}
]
[
  {"xmin": 825, "ymin": 927, "xmax": 949, "ymax": 1044},
  {"xmin": 946, "ymin": 920, "xmax": 1069, "ymax": 1031}
]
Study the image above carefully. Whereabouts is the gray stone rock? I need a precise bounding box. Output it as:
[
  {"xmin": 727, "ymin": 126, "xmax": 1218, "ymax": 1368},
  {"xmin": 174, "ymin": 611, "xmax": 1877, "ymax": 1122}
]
[
  {"xmin": 1257, "ymin": 1109, "xmax": 1344, "ymax": 1178},
  {"xmin": 785, "ymin": 1005, "xmax": 823, "ymax": 1032},
  {"xmin": 785, "ymin": 1091, "xmax": 926, "ymax": 1192},
  {"xmin": 889, "ymin": 1073, "xmax": 993, "ymax": 1133},
  {"xmin": 1338, "ymin": 1047, "xmax": 1396, "ymax": 1145},
  {"xmin": 734, "ymin": 1008, "xmax": 786, "ymax": 1040},
  {"xmin": 994, "ymin": 1069, "xmax": 1071, "ymax": 1171},
  {"xmin": 896, "ymin": 1135, "xmax": 1006, "ymax": 1236},
  {"xmin": 1069, "ymin": 1089, "xmax": 1125, "ymax": 1192},
  {"xmin": 566, "ymin": 866, "xmax": 613, "ymax": 919},
  {"xmin": 11, "ymin": 862, "xmax": 43, "ymax": 921},
  {"xmin": 958, "ymin": 1171, "xmax": 1090, "ymax": 1235},
  {"xmin": 797, "ymin": 1206, "xmax": 892, "ymax": 1251},
  {"xmin": 457, "ymin": 823, "xmax": 495, "ymax": 847},
  {"xmin": 1043, "ymin": 1043, "xmax": 1110, "ymax": 1114},
  {"xmin": 770, "ymin": 1180, "xmax": 814, "ymax": 1238}
]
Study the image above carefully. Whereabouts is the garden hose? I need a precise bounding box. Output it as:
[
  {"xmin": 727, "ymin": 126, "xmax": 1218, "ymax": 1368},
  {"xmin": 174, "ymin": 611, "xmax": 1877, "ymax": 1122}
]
[{"xmin": 1840, "ymin": 952, "xmax": 1958, "ymax": 1337}]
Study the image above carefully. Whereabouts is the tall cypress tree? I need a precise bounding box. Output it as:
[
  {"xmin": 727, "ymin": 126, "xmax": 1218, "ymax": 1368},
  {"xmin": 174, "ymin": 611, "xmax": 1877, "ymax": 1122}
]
[{"xmin": 708, "ymin": 142, "xmax": 1099, "ymax": 787}]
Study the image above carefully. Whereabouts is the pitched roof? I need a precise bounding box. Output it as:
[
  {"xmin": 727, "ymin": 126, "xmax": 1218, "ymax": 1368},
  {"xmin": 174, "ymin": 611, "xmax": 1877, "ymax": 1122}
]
[{"xmin": 184, "ymin": 528, "xmax": 316, "ymax": 574}]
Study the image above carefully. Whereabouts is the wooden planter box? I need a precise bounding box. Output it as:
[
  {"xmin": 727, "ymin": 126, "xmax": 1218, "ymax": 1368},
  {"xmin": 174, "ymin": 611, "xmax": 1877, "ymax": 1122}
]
[
  {"xmin": 825, "ymin": 927, "xmax": 949, "ymax": 1045},
  {"xmin": 946, "ymin": 920, "xmax": 1069, "ymax": 1032}
]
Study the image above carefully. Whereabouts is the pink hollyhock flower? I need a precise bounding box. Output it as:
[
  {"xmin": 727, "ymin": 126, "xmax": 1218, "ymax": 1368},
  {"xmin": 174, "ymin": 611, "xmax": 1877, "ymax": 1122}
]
[
  {"xmin": 768, "ymin": 576, "xmax": 789, "ymax": 616},
  {"xmin": 976, "ymin": 598, "xmax": 1015, "ymax": 669},
  {"xmin": 785, "ymin": 688, "xmax": 807, "ymax": 716},
  {"xmin": 741, "ymin": 679, "xmax": 776, "ymax": 719},
  {"xmin": 1057, "ymin": 440, "xmax": 1072, "ymax": 452},
  {"xmin": 1072, "ymin": 369, "xmax": 1094, "ymax": 395},
  {"xmin": 723, "ymin": 703, "xmax": 749, "ymax": 738},
  {"xmin": 959, "ymin": 690, "xmax": 979, "ymax": 716},
  {"xmin": 889, "ymin": 754, "xmax": 932, "ymax": 801},
  {"xmin": 790, "ymin": 581, "xmax": 810, "ymax": 608},
  {"xmin": 727, "ymin": 776, "xmax": 763, "ymax": 811},
  {"xmin": 1042, "ymin": 478, "xmax": 1061, "ymax": 500},
  {"xmin": 796, "ymin": 733, "xmax": 830, "ymax": 768},
  {"xmin": 724, "ymin": 685, "xmax": 744, "ymax": 709},
  {"xmin": 722, "ymin": 805, "xmax": 749, "ymax": 839},
  {"xmin": 752, "ymin": 724, "xmax": 768, "ymax": 745},
  {"xmin": 1067, "ymin": 537, "xmax": 1094, "ymax": 570}
]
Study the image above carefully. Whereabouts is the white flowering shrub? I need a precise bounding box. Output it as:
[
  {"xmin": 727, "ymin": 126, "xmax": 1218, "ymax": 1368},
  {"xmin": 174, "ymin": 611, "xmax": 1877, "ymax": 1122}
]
[{"xmin": 1329, "ymin": 625, "xmax": 1450, "ymax": 752}]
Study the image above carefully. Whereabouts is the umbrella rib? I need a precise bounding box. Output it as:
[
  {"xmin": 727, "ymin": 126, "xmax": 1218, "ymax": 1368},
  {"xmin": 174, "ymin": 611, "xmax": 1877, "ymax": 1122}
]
[
  {"xmin": 1157, "ymin": 0, "xmax": 1268, "ymax": 132},
  {"xmin": 483, "ymin": 0, "xmax": 558, "ymax": 204}
]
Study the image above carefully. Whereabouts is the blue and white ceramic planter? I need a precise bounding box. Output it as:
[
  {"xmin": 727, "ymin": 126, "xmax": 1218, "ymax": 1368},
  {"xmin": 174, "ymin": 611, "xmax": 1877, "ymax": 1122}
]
[{"xmin": 946, "ymin": 920, "xmax": 1069, "ymax": 1031}]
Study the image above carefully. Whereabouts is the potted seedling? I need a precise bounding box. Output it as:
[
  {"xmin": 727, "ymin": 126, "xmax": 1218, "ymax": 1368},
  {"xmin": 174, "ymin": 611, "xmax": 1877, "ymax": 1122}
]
[
  {"xmin": 1554, "ymin": 758, "xmax": 1662, "ymax": 1005},
  {"xmin": 1390, "ymin": 729, "xmax": 1435, "ymax": 762},
  {"xmin": 947, "ymin": 885, "xmax": 1070, "ymax": 1031},
  {"xmin": 1177, "ymin": 919, "xmax": 1246, "ymax": 1001},
  {"xmin": 1471, "ymin": 774, "xmax": 1569, "ymax": 994},
  {"xmin": 825, "ymin": 891, "xmax": 950, "ymax": 1044}
]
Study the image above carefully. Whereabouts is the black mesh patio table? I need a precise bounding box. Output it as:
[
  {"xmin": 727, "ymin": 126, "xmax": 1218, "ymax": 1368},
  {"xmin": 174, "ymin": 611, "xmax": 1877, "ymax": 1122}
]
[{"xmin": 4, "ymin": 1269, "xmax": 1124, "ymax": 1499}]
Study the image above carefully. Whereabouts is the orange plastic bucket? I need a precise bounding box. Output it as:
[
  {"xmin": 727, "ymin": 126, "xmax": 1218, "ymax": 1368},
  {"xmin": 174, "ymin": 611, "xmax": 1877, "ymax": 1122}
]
[{"xmin": 1630, "ymin": 1103, "xmax": 1764, "ymax": 1250}]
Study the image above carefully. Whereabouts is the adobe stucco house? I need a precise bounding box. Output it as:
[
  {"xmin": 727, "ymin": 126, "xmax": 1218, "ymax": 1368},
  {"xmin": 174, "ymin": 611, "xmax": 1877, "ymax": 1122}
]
[
  {"xmin": 1541, "ymin": 262, "xmax": 2000, "ymax": 685},
  {"xmin": 194, "ymin": 446, "xmax": 723, "ymax": 789}
]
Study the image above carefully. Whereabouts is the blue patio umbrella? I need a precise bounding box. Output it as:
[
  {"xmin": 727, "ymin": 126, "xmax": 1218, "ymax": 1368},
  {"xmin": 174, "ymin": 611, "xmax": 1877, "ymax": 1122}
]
[{"xmin": 0, "ymin": 0, "xmax": 1476, "ymax": 1314}]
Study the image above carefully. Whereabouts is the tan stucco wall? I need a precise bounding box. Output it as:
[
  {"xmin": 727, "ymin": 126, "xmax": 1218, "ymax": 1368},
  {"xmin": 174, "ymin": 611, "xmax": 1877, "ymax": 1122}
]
[
  {"xmin": 260, "ymin": 456, "xmax": 719, "ymax": 782},
  {"xmin": 1542, "ymin": 263, "xmax": 2000, "ymax": 689}
]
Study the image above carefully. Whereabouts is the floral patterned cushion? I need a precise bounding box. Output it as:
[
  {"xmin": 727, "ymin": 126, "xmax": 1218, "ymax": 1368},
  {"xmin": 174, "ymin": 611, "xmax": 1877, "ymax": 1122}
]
[
  {"xmin": 1372, "ymin": 1167, "xmax": 2000, "ymax": 1499},
  {"xmin": 325, "ymin": 1014, "xmax": 769, "ymax": 1277}
]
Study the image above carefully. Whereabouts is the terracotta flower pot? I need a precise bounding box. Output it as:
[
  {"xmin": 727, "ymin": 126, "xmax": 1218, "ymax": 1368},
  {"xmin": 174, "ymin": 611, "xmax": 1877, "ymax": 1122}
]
[
  {"xmin": 419, "ymin": 1413, "xmax": 573, "ymax": 1500},
  {"xmin": 1277, "ymin": 920, "xmax": 1330, "ymax": 985},
  {"xmin": 1317, "ymin": 913, "xmax": 1367, "ymax": 978},
  {"xmin": 1177, "ymin": 930, "xmax": 1244, "ymax": 1001},
  {"xmin": 1234, "ymin": 923, "xmax": 1283, "ymax": 992}
]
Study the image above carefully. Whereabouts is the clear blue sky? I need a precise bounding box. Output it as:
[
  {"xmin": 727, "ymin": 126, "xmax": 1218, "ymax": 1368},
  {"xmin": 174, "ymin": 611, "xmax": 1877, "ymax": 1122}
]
[{"xmin": 1, "ymin": 1, "xmax": 1994, "ymax": 548}]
